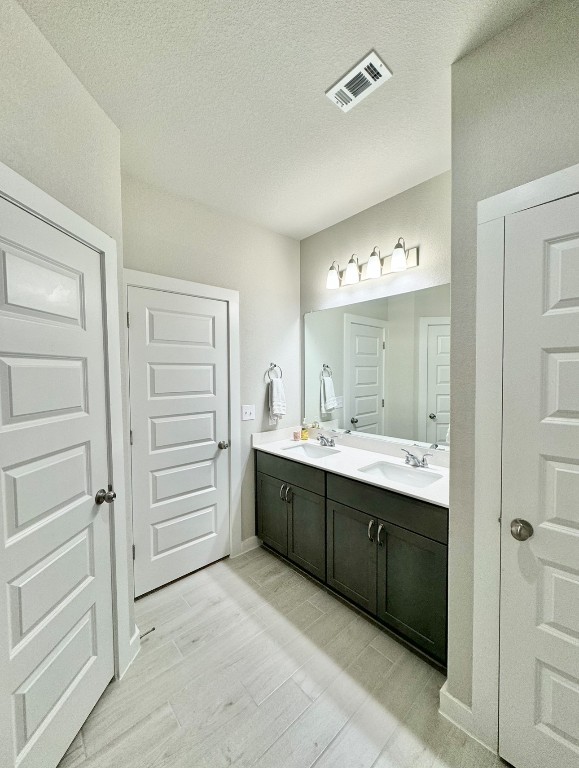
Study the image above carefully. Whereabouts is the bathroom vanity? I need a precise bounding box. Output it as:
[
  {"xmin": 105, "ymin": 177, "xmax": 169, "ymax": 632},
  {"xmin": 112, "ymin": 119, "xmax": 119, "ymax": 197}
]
[{"xmin": 254, "ymin": 438, "xmax": 449, "ymax": 666}]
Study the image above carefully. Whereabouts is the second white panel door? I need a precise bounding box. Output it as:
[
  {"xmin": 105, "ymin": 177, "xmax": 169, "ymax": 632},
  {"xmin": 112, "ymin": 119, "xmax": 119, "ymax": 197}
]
[{"xmin": 128, "ymin": 286, "xmax": 230, "ymax": 597}]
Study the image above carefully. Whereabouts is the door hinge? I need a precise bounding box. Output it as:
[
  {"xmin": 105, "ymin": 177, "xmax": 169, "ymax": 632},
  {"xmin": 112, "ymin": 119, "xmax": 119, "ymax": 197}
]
[
  {"xmin": 382, "ymin": 341, "xmax": 386, "ymax": 349},
  {"xmin": 132, "ymin": 544, "xmax": 136, "ymax": 560},
  {"xmin": 130, "ymin": 429, "xmax": 133, "ymax": 445},
  {"xmin": 382, "ymin": 399, "xmax": 384, "ymax": 407},
  {"xmin": 126, "ymin": 311, "xmax": 130, "ymax": 328}
]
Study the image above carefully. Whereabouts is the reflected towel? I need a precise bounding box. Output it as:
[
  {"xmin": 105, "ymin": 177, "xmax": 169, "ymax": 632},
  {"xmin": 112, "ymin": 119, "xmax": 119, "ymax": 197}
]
[
  {"xmin": 269, "ymin": 377, "xmax": 286, "ymax": 423},
  {"xmin": 321, "ymin": 375, "xmax": 338, "ymax": 413}
]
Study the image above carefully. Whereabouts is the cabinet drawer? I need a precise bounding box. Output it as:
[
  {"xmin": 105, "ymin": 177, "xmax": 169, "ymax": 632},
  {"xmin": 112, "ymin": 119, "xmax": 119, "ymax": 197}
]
[
  {"xmin": 327, "ymin": 473, "xmax": 447, "ymax": 544},
  {"xmin": 256, "ymin": 450, "xmax": 325, "ymax": 495}
]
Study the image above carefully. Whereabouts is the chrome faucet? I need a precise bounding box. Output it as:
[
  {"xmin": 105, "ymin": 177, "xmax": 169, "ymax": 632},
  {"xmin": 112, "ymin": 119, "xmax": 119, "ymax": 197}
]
[
  {"xmin": 318, "ymin": 433, "xmax": 336, "ymax": 447},
  {"xmin": 401, "ymin": 449, "xmax": 432, "ymax": 468}
]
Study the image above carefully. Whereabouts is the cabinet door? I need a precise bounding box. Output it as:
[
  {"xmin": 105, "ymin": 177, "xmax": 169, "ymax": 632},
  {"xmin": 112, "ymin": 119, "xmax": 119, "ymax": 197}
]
[
  {"xmin": 287, "ymin": 485, "xmax": 325, "ymax": 580},
  {"xmin": 326, "ymin": 501, "xmax": 377, "ymax": 613},
  {"xmin": 257, "ymin": 472, "xmax": 288, "ymax": 556},
  {"xmin": 377, "ymin": 521, "xmax": 447, "ymax": 662}
]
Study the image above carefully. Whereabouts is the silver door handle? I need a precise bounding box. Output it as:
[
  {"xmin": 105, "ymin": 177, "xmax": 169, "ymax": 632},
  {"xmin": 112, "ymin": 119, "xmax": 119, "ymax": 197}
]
[
  {"xmin": 351, "ymin": 417, "xmax": 359, "ymax": 424},
  {"xmin": 284, "ymin": 485, "xmax": 292, "ymax": 503},
  {"xmin": 279, "ymin": 484, "xmax": 287, "ymax": 501},
  {"xmin": 218, "ymin": 440, "xmax": 230, "ymax": 449},
  {"xmin": 377, "ymin": 523, "xmax": 384, "ymax": 547},
  {"xmin": 510, "ymin": 518, "xmax": 534, "ymax": 541},
  {"xmin": 429, "ymin": 413, "xmax": 437, "ymax": 420},
  {"xmin": 95, "ymin": 486, "xmax": 116, "ymax": 505},
  {"xmin": 367, "ymin": 519, "xmax": 375, "ymax": 542}
]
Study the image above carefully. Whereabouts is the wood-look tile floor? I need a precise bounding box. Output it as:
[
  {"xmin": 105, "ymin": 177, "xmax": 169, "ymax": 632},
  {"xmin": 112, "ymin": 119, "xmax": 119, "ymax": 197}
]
[{"xmin": 59, "ymin": 547, "xmax": 505, "ymax": 768}]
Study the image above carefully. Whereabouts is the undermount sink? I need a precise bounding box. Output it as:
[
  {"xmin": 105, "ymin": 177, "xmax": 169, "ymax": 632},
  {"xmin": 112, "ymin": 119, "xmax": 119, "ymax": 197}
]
[
  {"xmin": 283, "ymin": 443, "xmax": 340, "ymax": 459},
  {"xmin": 358, "ymin": 461, "xmax": 443, "ymax": 488}
]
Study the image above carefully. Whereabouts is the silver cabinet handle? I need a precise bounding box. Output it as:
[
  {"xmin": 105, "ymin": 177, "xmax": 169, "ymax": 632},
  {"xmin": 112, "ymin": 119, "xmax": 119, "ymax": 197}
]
[
  {"xmin": 279, "ymin": 484, "xmax": 287, "ymax": 501},
  {"xmin": 218, "ymin": 440, "xmax": 230, "ymax": 449},
  {"xmin": 510, "ymin": 518, "xmax": 534, "ymax": 541},
  {"xmin": 377, "ymin": 523, "xmax": 384, "ymax": 546},
  {"xmin": 285, "ymin": 485, "xmax": 292, "ymax": 503},
  {"xmin": 367, "ymin": 519, "xmax": 375, "ymax": 542}
]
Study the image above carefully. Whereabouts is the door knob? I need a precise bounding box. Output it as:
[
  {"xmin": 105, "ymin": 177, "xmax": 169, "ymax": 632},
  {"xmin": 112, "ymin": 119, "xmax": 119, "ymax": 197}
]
[
  {"xmin": 351, "ymin": 417, "xmax": 359, "ymax": 424},
  {"xmin": 429, "ymin": 413, "xmax": 437, "ymax": 420},
  {"xmin": 95, "ymin": 487, "xmax": 116, "ymax": 505},
  {"xmin": 218, "ymin": 440, "xmax": 230, "ymax": 449},
  {"xmin": 510, "ymin": 518, "xmax": 534, "ymax": 541}
]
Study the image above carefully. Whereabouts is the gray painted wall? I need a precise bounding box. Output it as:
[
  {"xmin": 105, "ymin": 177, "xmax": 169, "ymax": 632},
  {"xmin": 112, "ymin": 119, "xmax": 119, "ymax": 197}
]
[
  {"xmin": 300, "ymin": 172, "xmax": 451, "ymax": 315},
  {"xmin": 450, "ymin": 0, "xmax": 579, "ymax": 707},
  {"xmin": 122, "ymin": 176, "xmax": 301, "ymax": 542},
  {"xmin": 0, "ymin": 0, "xmax": 136, "ymax": 631}
]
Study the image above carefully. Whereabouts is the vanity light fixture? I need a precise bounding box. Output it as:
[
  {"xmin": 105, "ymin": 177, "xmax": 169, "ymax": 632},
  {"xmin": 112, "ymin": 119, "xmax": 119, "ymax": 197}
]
[
  {"xmin": 390, "ymin": 237, "xmax": 408, "ymax": 272},
  {"xmin": 366, "ymin": 246, "xmax": 382, "ymax": 279},
  {"xmin": 343, "ymin": 254, "xmax": 360, "ymax": 285},
  {"xmin": 326, "ymin": 261, "xmax": 341, "ymax": 289}
]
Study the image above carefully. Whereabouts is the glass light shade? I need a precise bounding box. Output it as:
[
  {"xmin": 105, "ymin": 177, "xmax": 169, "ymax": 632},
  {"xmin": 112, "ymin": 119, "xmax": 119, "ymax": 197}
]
[
  {"xmin": 366, "ymin": 247, "xmax": 382, "ymax": 279},
  {"xmin": 343, "ymin": 255, "xmax": 360, "ymax": 285},
  {"xmin": 326, "ymin": 262, "xmax": 340, "ymax": 289},
  {"xmin": 391, "ymin": 238, "xmax": 407, "ymax": 272}
]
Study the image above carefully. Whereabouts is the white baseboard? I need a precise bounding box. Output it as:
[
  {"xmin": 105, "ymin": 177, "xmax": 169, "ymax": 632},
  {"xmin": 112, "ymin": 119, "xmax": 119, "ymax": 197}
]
[
  {"xmin": 118, "ymin": 625, "xmax": 141, "ymax": 680},
  {"xmin": 233, "ymin": 536, "xmax": 261, "ymax": 557},
  {"xmin": 439, "ymin": 683, "xmax": 497, "ymax": 754}
]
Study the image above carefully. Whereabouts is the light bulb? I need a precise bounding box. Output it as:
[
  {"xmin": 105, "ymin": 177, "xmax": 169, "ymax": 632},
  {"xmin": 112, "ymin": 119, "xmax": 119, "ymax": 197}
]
[
  {"xmin": 366, "ymin": 247, "xmax": 382, "ymax": 279},
  {"xmin": 326, "ymin": 261, "xmax": 340, "ymax": 289},
  {"xmin": 343, "ymin": 254, "xmax": 360, "ymax": 285},
  {"xmin": 391, "ymin": 238, "xmax": 407, "ymax": 272}
]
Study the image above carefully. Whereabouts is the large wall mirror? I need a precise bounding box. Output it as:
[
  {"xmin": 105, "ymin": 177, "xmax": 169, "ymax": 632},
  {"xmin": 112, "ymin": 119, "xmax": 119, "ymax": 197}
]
[{"xmin": 304, "ymin": 284, "xmax": 450, "ymax": 447}]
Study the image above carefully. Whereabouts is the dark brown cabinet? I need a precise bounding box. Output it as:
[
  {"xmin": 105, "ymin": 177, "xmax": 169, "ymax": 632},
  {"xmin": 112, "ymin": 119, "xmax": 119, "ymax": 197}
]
[{"xmin": 256, "ymin": 450, "xmax": 448, "ymax": 665}]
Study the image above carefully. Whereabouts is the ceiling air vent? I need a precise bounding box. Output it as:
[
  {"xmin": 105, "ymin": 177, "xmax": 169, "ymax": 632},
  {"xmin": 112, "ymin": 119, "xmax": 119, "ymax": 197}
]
[{"xmin": 326, "ymin": 51, "xmax": 392, "ymax": 113}]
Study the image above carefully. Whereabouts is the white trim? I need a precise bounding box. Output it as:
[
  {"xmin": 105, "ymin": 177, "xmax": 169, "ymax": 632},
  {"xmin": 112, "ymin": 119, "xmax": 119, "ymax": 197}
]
[
  {"xmin": 343, "ymin": 313, "xmax": 388, "ymax": 435},
  {"xmin": 0, "ymin": 160, "xmax": 137, "ymax": 679},
  {"xmin": 123, "ymin": 268, "xmax": 242, "ymax": 557},
  {"xmin": 439, "ymin": 682, "xmax": 495, "ymax": 755},
  {"xmin": 478, "ymin": 162, "xmax": 579, "ymax": 224},
  {"xmin": 468, "ymin": 165, "xmax": 579, "ymax": 753},
  {"xmin": 417, "ymin": 317, "xmax": 450, "ymax": 443},
  {"xmin": 236, "ymin": 536, "xmax": 261, "ymax": 556}
]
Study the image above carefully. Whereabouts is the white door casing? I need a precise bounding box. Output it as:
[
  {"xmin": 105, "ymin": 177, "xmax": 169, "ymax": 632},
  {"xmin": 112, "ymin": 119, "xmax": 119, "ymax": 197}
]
[
  {"xmin": 418, "ymin": 318, "xmax": 450, "ymax": 444},
  {"xmin": 343, "ymin": 314, "xmax": 387, "ymax": 434},
  {"xmin": 500, "ymin": 194, "xmax": 579, "ymax": 768},
  {"xmin": 128, "ymin": 286, "xmax": 231, "ymax": 597},
  {"xmin": 0, "ymin": 198, "xmax": 115, "ymax": 768}
]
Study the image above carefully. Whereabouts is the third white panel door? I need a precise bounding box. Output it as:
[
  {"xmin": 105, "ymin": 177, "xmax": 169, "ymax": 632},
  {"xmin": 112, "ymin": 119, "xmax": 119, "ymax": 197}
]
[
  {"xmin": 501, "ymin": 193, "xmax": 579, "ymax": 768},
  {"xmin": 425, "ymin": 321, "xmax": 450, "ymax": 444},
  {"xmin": 344, "ymin": 316, "xmax": 386, "ymax": 434},
  {"xmin": 128, "ymin": 286, "xmax": 230, "ymax": 597}
]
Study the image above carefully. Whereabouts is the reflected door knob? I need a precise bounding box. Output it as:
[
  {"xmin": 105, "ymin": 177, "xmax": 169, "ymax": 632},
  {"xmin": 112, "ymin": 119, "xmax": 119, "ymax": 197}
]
[
  {"xmin": 218, "ymin": 440, "xmax": 230, "ymax": 450},
  {"xmin": 510, "ymin": 518, "xmax": 534, "ymax": 541},
  {"xmin": 351, "ymin": 418, "xmax": 359, "ymax": 424},
  {"xmin": 429, "ymin": 413, "xmax": 437, "ymax": 420},
  {"xmin": 95, "ymin": 487, "xmax": 116, "ymax": 505}
]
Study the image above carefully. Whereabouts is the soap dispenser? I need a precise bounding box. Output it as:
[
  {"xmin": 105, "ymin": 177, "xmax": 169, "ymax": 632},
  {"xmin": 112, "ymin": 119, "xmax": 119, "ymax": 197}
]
[{"xmin": 301, "ymin": 419, "xmax": 309, "ymax": 441}]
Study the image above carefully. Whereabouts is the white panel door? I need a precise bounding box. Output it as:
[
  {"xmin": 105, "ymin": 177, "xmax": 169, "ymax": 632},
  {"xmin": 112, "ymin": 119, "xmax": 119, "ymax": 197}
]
[
  {"xmin": 425, "ymin": 321, "xmax": 450, "ymax": 444},
  {"xmin": 128, "ymin": 287, "xmax": 230, "ymax": 597},
  {"xmin": 0, "ymin": 199, "xmax": 114, "ymax": 768},
  {"xmin": 501, "ymin": 194, "xmax": 579, "ymax": 768},
  {"xmin": 344, "ymin": 316, "xmax": 386, "ymax": 434}
]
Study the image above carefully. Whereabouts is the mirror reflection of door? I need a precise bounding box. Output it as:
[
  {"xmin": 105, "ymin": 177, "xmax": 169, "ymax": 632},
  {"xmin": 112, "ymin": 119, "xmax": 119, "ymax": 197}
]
[
  {"xmin": 344, "ymin": 314, "xmax": 388, "ymax": 435},
  {"xmin": 418, "ymin": 318, "xmax": 450, "ymax": 444}
]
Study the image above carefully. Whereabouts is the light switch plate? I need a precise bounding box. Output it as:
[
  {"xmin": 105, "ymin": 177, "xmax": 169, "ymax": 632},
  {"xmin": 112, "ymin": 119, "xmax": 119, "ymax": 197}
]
[{"xmin": 241, "ymin": 404, "xmax": 255, "ymax": 421}]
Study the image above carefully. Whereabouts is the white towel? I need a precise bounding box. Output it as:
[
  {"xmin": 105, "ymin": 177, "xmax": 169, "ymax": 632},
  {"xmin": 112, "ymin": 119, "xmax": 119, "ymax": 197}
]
[
  {"xmin": 321, "ymin": 375, "xmax": 338, "ymax": 414},
  {"xmin": 269, "ymin": 378, "xmax": 286, "ymax": 424}
]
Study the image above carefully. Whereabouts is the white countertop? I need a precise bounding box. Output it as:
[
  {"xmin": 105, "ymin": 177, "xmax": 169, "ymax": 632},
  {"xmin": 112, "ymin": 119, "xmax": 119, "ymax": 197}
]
[{"xmin": 254, "ymin": 437, "xmax": 449, "ymax": 508}]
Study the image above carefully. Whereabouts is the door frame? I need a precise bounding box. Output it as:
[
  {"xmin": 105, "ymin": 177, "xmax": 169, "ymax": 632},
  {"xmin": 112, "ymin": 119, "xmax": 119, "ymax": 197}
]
[
  {"xmin": 124, "ymin": 268, "xmax": 242, "ymax": 559},
  {"xmin": 417, "ymin": 317, "xmax": 450, "ymax": 442},
  {"xmin": 343, "ymin": 313, "xmax": 388, "ymax": 434},
  {"xmin": 0, "ymin": 160, "xmax": 138, "ymax": 679},
  {"xmin": 439, "ymin": 161, "xmax": 579, "ymax": 751}
]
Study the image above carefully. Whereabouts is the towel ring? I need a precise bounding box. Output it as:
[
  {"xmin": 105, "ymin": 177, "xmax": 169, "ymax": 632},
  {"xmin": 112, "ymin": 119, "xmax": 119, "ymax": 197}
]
[
  {"xmin": 267, "ymin": 363, "xmax": 283, "ymax": 380},
  {"xmin": 321, "ymin": 363, "xmax": 333, "ymax": 378}
]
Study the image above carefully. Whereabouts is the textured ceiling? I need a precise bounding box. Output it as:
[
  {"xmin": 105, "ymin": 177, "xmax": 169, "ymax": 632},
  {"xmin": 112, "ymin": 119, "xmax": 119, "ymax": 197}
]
[{"xmin": 19, "ymin": 0, "xmax": 541, "ymax": 238}]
